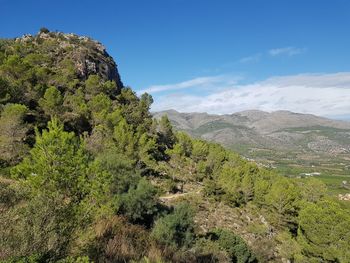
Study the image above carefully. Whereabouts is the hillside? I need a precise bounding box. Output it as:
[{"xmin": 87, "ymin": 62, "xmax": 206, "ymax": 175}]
[
  {"xmin": 154, "ymin": 110, "xmax": 350, "ymax": 179},
  {"xmin": 0, "ymin": 30, "xmax": 350, "ymax": 263}
]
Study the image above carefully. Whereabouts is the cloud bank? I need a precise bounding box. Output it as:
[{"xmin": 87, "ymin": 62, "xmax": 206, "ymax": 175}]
[{"xmin": 148, "ymin": 72, "xmax": 350, "ymax": 118}]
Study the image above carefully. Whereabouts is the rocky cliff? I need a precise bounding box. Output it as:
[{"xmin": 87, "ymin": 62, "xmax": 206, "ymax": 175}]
[{"xmin": 15, "ymin": 30, "xmax": 123, "ymax": 90}]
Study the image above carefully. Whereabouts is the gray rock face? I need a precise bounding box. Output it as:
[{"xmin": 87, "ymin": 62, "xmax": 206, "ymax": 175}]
[
  {"xmin": 67, "ymin": 36, "xmax": 124, "ymax": 90},
  {"xmin": 16, "ymin": 31, "xmax": 124, "ymax": 92},
  {"xmin": 74, "ymin": 49, "xmax": 123, "ymax": 89}
]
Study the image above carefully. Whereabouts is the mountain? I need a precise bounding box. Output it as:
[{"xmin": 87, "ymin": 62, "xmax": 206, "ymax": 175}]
[
  {"xmin": 1, "ymin": 30, "xmax": 350, "ymax": 263},
  {"xmin": 154, "ymin": 109, "xmax": 350, "ymax": 176},
  {"xmin": 0, "ymin": 30, "xmax": 263, "ymax": 262}
]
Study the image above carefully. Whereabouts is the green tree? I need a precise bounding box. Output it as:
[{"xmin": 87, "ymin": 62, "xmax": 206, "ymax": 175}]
[
  {"xmin": 265, "ymin": 177, "xmax": 301, "ymax": 227},
  {"xmin": 297, "ymin": 200, "xmax": 350, "ymax": 262},
  {"xmin": 138, "ymin": 133, "xmax": 158, "ymax": 169},
  {"xmin": 297, "ymin": 177, "xmax": 327, "ymax": 203},
  {"xmin": 208, "ymin": 228, "xmax": 256, "ymax": 263},
  {"xmin": 157, "ymin": 115, "xmax": 176, "ymax": 150},
  {"xmin": 0, "ymin": 77, "xmax": 19, "ymax": 103},
  {"xmin": 151, "ymin": 203, "xmax": 195, "ymax": 248},
  {"xmin": 275, "ymin": 231, "xmax": 301, "ymax": 262},
  {"xmin": 4, "ymin": 118, "xmax": 91, "ymax": 259},
  {"xmin": 87, "ymin": 93, "xmax": 112, "ymax": 125},
  {"xmin": 205, "ymin": 144, "xmax": 227, "ymax": 176},
  {"xmin": 63, "ymin": 88, "xmax": 89, "ymax": 117},
  {"xmin": 85, "ymin": 75, "xmax": 101, "ymax": 97},
  {"xmin": 113, "ymin": 118, "xmax": 136, "ymax": 157},
  {"xmin": 85, "ymin": 75, "xmax": 117, "ymax": 97},
  {"xmin": 39, "ymin": 27, "xmax": 50, "ymax": 34},
  {"xmin": 192, "ymin": 139, "xmax": 209, "ymax": 161},
  {"xmin": 12, "ymin": 118, "xmax": 90, "ymax": 200},
  {"xmin": 135, "ymin": 93, "xmax": 153, "ymax": 131},
  {"xmin": 170, "ymin": 132, "xmax": 193, "ymax": 157},
  {"xmin": 0, "ymin": 103, "xmax": 29, "ymax": 165},
  {"xmin": 92, "ymin": 147, "xmax": 138, "ymax": 195},
  {"xmin": 118, "ymin": 178, "xmax": 158, "ymax": 224},
  {"xmin": 39, "ymin": 86, "xmax": 63, "ymax": 117},
  {"xmin": 218, "ymin": 164, "xmax": 243, "ymax": 206},
  {"xmin": 241, "ymin": 173, "xmax": 255, "ymax": 203},
  {"xmin": 253, "ymin": 176, "xmax": 273, "ymax": 206},
  {"xmin": 62, "ymin": 88, "xmax": 90, "ymax": 133}
]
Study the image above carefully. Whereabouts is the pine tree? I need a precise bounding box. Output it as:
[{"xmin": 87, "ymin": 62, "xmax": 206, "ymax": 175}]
[
  {"xmin": 157, "ymin": 115, "xmax": 176, "ymax": 153},
  {"xmin": 297, "ymin": 200, "xmax": 350, "ymax": 262},
  {"xmin": 6, "ymin": 118, "xmax": 91, "ymax": 258},
  {"xmin": 39, "ymin": 86, "xmax": 63, "ymax": 117},
  {"xmin": 0, "ymin": 103, "xmax": 29, "ymax": 165},
  {"xmin": 12, "ymin": 118, "xmax": 90, "ymax": 201},
  {"xmin": 113, "ymin": 118, "xmax": 136, "ymax": 158}
]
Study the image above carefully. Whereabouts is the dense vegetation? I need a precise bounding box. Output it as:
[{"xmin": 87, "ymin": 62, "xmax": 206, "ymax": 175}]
[{"xmin": 0, "ymin": 30, "xmax": 349, "ymax": 263}]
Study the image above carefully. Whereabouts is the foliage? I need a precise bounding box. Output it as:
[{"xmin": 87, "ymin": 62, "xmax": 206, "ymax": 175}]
[
  {"xmin": 151, "ymin": 203, "xmax": 195, "ymax": 248},
  {"xmin": 1, "ymin": 119, "xmax": 91, "ymax": 260},
  {"xmin": 169, "ymin": 132, "xmax": 193, "ymax": 157},
  {"xmin": 118, "ymin": 178, "xmax": 159, "ymax": 224},
  {"xmin": 38, "ymin": 86, "xmax": 63, "ymax": 117},
  {"xmin": 264, "ymin": 177, "xmax": 301, "ymax": 227},
  {"xmin": 39, "ymin": 27, "xmax": 50, "ymax": 34},
  {"xmin": 0, "ymin": 31, "xmax": 348, "ymax": 263},
  {"xmin": 297, "ymin": 200, "xmax": 350, "ymax": 262},
  {"xmin": 275, "ymin": 231, "xmax": 301, "ymax": 262},
  {"xmin": 207, "ymin": 228, "xmax": 257, "ymax": 263},
  {"xmin": 0, "ymin": 104, "xmax": 29, "ymax": 165},
  {"xmin": 157, "ymin": 115, "xmax": 175, "ymax": 151},
  {"xmin": 12, "ymin": 118, "xmax": 90, "ymax": 200}
]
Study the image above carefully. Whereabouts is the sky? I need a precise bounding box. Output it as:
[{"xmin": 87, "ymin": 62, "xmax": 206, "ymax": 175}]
[{"xmin": 1, "ymin": 0, "xmax": 350, "ymax": 119}]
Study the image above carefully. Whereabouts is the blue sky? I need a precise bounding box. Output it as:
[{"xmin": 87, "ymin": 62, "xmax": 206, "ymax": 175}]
[{"xmin": 1, "ymin": 0, "xmax": 350, "ymax": 118}]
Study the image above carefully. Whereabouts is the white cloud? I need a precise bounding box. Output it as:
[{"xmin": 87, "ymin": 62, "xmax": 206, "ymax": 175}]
[
  {"xmin": 269, "ymin": 46, "xmax": 306, "ymax": 57},
  {"xmin": 150, "ymin": 72, "xmax": 350, "ymax": 118},
  {"xmin": 239, "ymin": 53, "xmax": 261, "ymax": 63},
  {"xmin": 138, "ymin": 75, "xmax": 241, "ymax": 94}
]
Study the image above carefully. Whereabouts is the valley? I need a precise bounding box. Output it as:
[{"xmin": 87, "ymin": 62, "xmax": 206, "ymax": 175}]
[{"xmin": 154, "ymin": 110, "xmax": 350, "ymax": 195}]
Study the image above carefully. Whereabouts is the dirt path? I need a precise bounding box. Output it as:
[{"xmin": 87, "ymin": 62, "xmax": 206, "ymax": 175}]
[{"xmin": 159, "ymin": 188, "xmax": 202, "ymax": 202}]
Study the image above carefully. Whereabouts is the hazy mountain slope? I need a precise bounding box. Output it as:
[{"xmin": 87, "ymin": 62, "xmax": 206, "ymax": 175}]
[{"xmin": 154, "ymin": 110, "xmax": 350, "ymax": 176}]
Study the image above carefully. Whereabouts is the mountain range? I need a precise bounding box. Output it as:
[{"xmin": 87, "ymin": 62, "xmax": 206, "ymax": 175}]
[{"xmin": 154, "ymin": 109, "xmax": 350, "ymax": 176}]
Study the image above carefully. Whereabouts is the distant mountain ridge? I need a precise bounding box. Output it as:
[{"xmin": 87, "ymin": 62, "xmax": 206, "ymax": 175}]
[
  {"xmin": 154, "ymin": 109, "xmax": 350, "ymax": 131},
  {"xmin": 154, "ymin": 109, "xmax": 350, "ymax": 176}
]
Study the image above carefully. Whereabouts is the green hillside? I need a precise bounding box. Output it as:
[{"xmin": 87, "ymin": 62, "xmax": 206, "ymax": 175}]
[{"xmin": 0, "ymin": 30, "xmax": 349, "ymax": 263}]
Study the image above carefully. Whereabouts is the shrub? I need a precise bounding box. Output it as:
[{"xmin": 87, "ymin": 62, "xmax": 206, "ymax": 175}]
[
  {"xmin": 151, "ymin": 203, "xmax": 195, "ymax": 248},
  {"xmin": 39, "ymin": 27, "xmax": 50, "ymax": 34},
  {"xmin": 118, "ymin": 178, "xmax": 158, "ymax": 224},
  {"xmin": 207, "ymin": 228, "xmax": 257, "ymax": 263}
]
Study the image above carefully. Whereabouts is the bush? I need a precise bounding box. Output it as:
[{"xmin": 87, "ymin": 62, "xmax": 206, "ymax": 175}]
[
  {"xmin": 151, "ymin": 203, "xmax": 195, "ymax": 248},
  {"xmin": 118, "ymin": 178, "xmax": 158, "ymax": 224},
  {"xmin": 0, "ymin": 253, "xmax": 46, "ymax": 263},
  {"xmin": 207, "ymin": 228, "xmax": 257, "ymax": 263},
  {"xmin": 194, "ymin": 238, "xmax": 230, "ymax": 262},
  {"xmin": 39, "ymin": 27, "xmax": 50, "ymax": 34}
]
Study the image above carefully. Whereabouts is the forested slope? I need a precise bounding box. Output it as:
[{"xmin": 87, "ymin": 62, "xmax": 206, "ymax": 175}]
[{"xmin": 0, "ymin": 29, "xmax": 349, "ymax": 263}]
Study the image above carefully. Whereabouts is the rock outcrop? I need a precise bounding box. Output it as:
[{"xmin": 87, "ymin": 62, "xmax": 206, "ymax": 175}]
[{"xmin": 16, "ymin": 31, "xmax": 123, "ymax": 91}]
